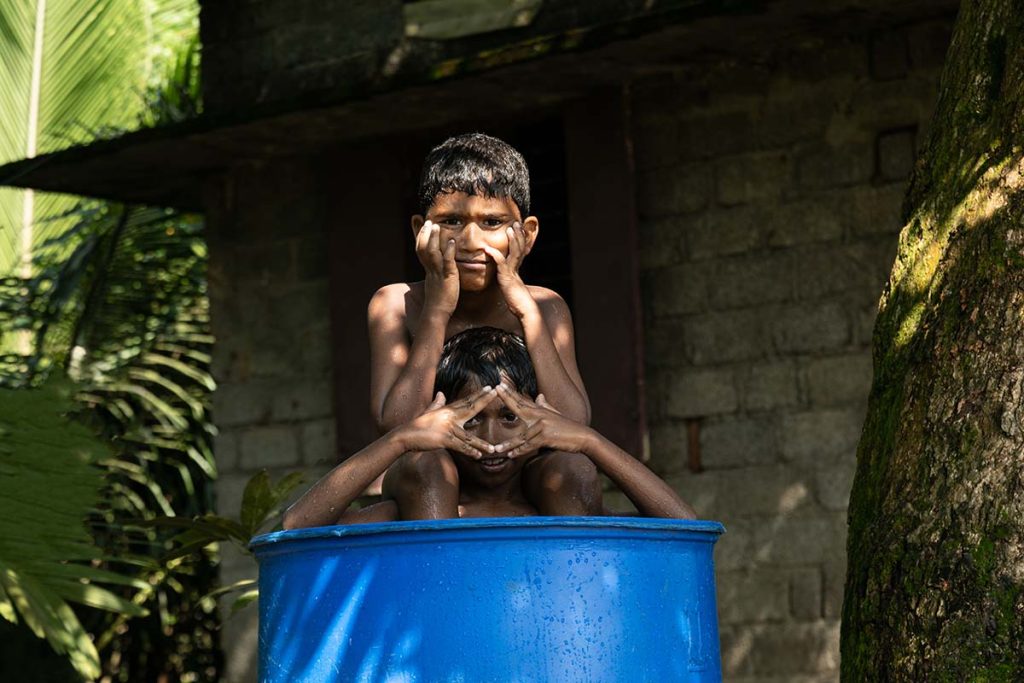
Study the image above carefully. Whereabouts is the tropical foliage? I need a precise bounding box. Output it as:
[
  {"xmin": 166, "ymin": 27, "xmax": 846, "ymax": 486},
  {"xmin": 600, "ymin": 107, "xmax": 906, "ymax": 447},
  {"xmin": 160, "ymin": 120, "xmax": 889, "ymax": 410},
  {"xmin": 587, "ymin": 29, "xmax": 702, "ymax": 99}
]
[
  {"xmin": 0, "ymin": 1, "xmax": 226, "ymax": 679},
  {"xmin": 0, "ymin": 379, "xmax": 148, "ymax": 679},
  {"xmin": 0, "ymin": 0, "xmax": 198, "ymax": 279}
]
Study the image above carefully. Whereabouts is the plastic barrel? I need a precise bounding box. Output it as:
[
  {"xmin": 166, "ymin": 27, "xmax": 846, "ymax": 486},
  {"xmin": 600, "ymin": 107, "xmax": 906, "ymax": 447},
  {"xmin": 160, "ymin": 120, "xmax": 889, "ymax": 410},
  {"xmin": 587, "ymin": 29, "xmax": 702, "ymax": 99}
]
[{"xmin": 252, "ymin": 517, "xmax": 724, "ymax": 682}]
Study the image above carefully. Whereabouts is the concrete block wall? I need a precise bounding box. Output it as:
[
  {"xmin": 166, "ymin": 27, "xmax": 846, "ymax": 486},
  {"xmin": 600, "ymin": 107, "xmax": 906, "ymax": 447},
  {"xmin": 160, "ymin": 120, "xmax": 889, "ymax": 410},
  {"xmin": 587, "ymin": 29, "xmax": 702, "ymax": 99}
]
[
  {"xmin": 205, "ymin": 158, "xmax": 337, "ymax": 682},
  {"xmin": 628, "ymin": 18, "xmax": 952, "ymax": 682},
  {"xmin": 198, "ymin": 0, "xmax": 404, "ymax": 113}
]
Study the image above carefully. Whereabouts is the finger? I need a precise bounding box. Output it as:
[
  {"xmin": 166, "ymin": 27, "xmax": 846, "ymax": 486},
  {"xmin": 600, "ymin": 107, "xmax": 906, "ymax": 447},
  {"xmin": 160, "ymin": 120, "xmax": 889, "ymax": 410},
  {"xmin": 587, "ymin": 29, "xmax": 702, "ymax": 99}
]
[
  {"xmin": 536, "ymin": 393, "xmax": 561, "ymax": 414},
  {"xmin": 426, "ymin": 221, "xmax": 440, "ymax": 257},
  {"xmin": 506, "ymin": 226, "xmax": 523, "ymax": 264},
  {"xmin": 496, "ymin": 383, "xmax": 531, "ymax": 416},
  {"xmin": 454, "ymin": 385, "xmax": 495, "ymax": 418},
  {"xmin": 481, "ymin": 244, "xmax": 506, "ymax": 266},
  {"xmin": 447, "ymin": 435, "xmax": 482, "ymax": 459},
  {"xmin": 499, "ymin": 421, "xmax": 544, "ymax": 456},
  {"xmin": 443, "ymin": 238, "xmax": 457, "ymax": 274},
  {"xmin": 508, "ymin": 431, "xmax": 544, "ymax": 458},
  {"xmin": 415, "ymin": 222, "xmax": 432, "ymax": 255},
  {"xmin": 455, "ymin": 427, "xmax": 494, "ymax": 454},
  {"xmin": 428, "ymin": 391, "xmax": 446, "ymax": 410}
]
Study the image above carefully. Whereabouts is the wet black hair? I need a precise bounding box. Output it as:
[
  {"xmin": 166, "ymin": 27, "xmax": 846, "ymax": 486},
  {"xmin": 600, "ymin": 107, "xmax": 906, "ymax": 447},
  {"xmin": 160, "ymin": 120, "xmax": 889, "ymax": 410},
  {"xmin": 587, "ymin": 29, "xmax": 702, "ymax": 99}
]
[
  {"xmin": 417, "ymin": 133, "xmax": 531, "ymax": 216},
  {"xmin": 434, "ymin": 327, "xmax": 538, "ymax": 400}
]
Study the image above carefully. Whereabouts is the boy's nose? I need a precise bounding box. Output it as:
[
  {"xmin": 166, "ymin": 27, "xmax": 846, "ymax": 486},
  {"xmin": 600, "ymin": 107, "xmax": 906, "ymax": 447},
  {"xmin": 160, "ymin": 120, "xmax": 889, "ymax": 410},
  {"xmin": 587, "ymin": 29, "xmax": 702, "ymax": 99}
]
[{"xmin": 459, "ymin": 222, "xmax": 483, "ymax": 249}]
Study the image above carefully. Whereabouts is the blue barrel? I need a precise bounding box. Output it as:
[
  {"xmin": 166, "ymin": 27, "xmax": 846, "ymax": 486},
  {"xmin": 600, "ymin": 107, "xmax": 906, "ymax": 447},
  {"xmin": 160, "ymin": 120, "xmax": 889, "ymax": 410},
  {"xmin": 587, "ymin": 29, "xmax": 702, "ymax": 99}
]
[{"xmin": 252, "ymin": 517, "xmax": 724, "ymax": 682}]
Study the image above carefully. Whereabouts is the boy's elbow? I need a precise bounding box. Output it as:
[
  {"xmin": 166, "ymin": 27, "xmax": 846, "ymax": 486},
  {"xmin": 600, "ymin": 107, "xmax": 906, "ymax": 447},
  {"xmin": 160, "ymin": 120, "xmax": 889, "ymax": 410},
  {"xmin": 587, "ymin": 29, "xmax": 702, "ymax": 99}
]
[{"xmin": 281, "ymin": 506, "xmax": 303, "ymax": 531}]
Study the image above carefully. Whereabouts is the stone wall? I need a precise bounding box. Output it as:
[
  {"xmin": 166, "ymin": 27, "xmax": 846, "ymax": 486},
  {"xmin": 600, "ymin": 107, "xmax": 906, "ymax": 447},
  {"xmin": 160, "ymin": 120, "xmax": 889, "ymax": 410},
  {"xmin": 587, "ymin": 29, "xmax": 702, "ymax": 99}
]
[
  {"xmin": 205, "ymin": 158, "xmax": 337, "ymax": 682},
  {"xmin": 627, "ymin": 18, "xmax": 952, "ymax": 682}
]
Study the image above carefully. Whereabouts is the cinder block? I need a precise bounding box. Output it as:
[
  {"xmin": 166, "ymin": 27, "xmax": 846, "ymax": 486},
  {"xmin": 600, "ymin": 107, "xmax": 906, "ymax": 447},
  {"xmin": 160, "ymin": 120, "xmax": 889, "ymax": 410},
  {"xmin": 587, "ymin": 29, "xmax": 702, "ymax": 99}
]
[
  {"xmin": 688, "ymin": 206, "xmax": 764, "ymax": 259},
  {"xmin": 239, "ymin": 425, "xmax": 302, "ymax": 469},
  {"xmin": 214, "ymin": 430, "xmax": 241, "ymax": 474},
  {"xmin": 765, "ymin": 200, "xmax": 844, "ymax": 248},
  {"xmin": 815, "ymin": 461, "xmax": 857, "ymax": 511},
  {"xmin": 822, "ymin": 560, "xmax": 847, "ymax": 619},
  {"xmin": 771, "ymin": 302, "xmax": 850, "ymax": 353},
  {"xmin": 677, "ymin": 109, "xmax": 757, "ymax": 161},
  {"xmin": 870, "ymin": 30, "xmax": 909, "ymax": 80},
  {"xmin": 646, "ymin": 420, "xmax": 689, "ymax": 475},
  {"xmin": 877, "ymin": 128, "xmax": 917, "ymax": 181},
  {"xmin": 646, "ymin": 263, "xmax": 710, "ymax": 317},
  {"xmin": 213, "ymin": 380, "xmax": 275, "ymax": 427},
  {"xmin": 664, "ymin": 368, "xmax": 738, "ymax": 417},
  {"xmin": 683, "ymin": 309, "xmax": 768, "ymax": 365},
  {"xmin": 639, "ymin": 216, "xmax": 687, "ymax": 269},
  {"xmin": 779, "ymin": 408, "xmax": 866, "ymax": 467},
  {"xmin": 700, "ymin": 415, "xmax": 780, "ymax": 468},
  {"xmin": 790, "ymin": 567, "xmax": 824, "ymax": 620},
  {"xmin": 804, "ymin": 354, "xmax": 873, "ymax": 407},
  {"xmin": 709, "ymin": 253, "xmax": 793, "ymax": 310},
  {"xmin": 637, "ymin": 163, "xmax": 712, "ymax": 217},
  {"xmin": 716, "ymin": 152, "xmax": 791, "ymax": 206},
  {"xmin": 718, "ymin": 624, "xmax": 754, "ymax": 677},
  {"xmin": 216, "ymin": 470, "xmax": 255, "ymax": 519},
  {"xmin": 676, "ymin": 466, "xmax": 812, "ymax": 519},
  {"xmin": 837, "ymin": 183, "xmax": 905, "ymax": 236},
  {"xmin": 796, "ymin": 141, "xmax": 874, "ymax": 190},
  {"xmin": 633, "ymin": 117, "xmax": 679, "ymax": 171},
  {"xmin": 908, "ymin": 20, "xmax": 953, "ymax": 70},
  {"xmin": 741, "ymin": 361, "xmax": 800, "ymax": 412},
  {"xmin": 301, "ymin": 417, "xmax": 338, "ymax": 466},
  {"xmin": 717, "ymin": 568, "xmax": 791, "ymax": 624},
  {"xmin": 644, "ymin": 316, "xmax": 690, "ymax": 368},
  {"xmin": 746, "ymin": 620, "xmax": 841, "ymax": 675},
  {"xmin": 752, "ymin": 512, "xmax": 847, "ymax": 566},
  {"xmin": 270, "ymin": 378, "xmax": 334, "ymax": 422}
]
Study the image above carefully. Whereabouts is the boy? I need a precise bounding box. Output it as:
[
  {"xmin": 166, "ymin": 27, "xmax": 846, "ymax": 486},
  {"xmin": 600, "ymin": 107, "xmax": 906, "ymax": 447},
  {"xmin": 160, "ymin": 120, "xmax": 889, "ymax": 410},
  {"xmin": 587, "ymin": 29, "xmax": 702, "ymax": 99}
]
[
  {"xmin": 368, "ymin": 133, "xmax": 598, "ymax": 520},
  {"xmin": 283, "ymin": 328, "xmax": 695, "ymax": 528}
]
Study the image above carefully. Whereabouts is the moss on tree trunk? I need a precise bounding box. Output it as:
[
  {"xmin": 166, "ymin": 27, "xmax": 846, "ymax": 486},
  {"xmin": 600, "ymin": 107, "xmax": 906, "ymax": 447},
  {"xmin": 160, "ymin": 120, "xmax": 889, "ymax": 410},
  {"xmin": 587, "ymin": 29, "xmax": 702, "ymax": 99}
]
[{"xmin": 842, "ymin": 1, "xmax": 1024, "ymax": 680}]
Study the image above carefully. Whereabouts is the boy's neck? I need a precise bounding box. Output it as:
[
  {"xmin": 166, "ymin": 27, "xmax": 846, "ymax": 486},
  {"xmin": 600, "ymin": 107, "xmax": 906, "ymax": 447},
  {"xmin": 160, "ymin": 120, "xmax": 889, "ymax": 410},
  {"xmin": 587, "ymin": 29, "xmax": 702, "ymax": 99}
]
[
  {"xmin": 459, "ymin": 471, "xmax": 529, "ymax": 509},
  {"xmin": 453, "ymin": 284, "xmax": 508, "ymax": 320}
]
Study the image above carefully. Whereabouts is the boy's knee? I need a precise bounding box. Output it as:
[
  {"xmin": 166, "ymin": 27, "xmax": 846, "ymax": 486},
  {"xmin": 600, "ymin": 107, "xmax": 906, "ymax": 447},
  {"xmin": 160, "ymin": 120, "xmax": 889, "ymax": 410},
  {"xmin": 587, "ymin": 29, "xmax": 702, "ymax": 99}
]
[
  {"xmin": 536, "ymin": 452, "xmax": 600, "ymax": 494},
  {"xmin": 385, "ymin": 450, "xmax": 458, "ymax": 498}
]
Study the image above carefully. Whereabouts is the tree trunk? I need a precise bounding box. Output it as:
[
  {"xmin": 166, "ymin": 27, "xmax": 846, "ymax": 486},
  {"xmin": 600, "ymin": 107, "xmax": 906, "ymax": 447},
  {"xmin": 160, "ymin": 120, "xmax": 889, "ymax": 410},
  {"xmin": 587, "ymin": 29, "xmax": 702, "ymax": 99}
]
[{"xmin": 842, "ymin": 1, "xmax": 1024, "ymax": 680}]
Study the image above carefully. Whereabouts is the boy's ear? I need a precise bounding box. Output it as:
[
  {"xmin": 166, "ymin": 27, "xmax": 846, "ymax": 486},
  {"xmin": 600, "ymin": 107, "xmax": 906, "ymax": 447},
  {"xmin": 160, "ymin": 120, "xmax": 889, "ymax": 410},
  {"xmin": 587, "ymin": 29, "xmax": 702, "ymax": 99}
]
[
  {"xmin": 521, "ymin": 216, "xmax": 539, "ymax": 255},
  {"xmin": 411, "ymin": 215, "xmax": 425, "ymax": 238}
]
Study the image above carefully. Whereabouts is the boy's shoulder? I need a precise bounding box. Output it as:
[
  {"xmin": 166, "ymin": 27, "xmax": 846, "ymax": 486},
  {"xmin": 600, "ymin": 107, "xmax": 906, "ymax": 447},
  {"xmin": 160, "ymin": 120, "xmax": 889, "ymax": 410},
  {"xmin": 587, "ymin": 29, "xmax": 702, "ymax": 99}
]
[
  {"xmin": 368, "ymin": 281, "xmax": 425, "ymax": 318},
  {"xmin": 527, "ymin": 285, "xmax": 573, "ymax": 321}
]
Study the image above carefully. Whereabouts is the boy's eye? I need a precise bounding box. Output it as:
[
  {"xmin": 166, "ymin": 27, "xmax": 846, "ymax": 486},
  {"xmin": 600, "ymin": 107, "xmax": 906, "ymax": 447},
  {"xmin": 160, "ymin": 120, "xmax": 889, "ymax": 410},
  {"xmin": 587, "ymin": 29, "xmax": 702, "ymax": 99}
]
[
  {"xmin": 500, "ymin": 412, "xmax": 519, "ymax": 424},
  {"xmin": 482, "ymin": 219, "xmax": 506, "ymax": 229},
  {"xmin": 464, "ymin": 416, "xmax": 482, "ymax": 428},
  {"xmin": 437, "ymin": 218, "xmax": 462, "ymax": 227}
]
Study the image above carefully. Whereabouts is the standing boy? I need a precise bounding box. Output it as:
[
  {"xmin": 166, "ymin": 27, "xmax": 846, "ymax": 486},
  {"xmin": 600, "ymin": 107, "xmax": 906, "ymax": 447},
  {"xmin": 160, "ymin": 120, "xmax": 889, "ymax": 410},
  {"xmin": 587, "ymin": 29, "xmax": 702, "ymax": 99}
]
[{"xmin": 368, "ymin": 133, "xmax": 600, "ymax": 519}]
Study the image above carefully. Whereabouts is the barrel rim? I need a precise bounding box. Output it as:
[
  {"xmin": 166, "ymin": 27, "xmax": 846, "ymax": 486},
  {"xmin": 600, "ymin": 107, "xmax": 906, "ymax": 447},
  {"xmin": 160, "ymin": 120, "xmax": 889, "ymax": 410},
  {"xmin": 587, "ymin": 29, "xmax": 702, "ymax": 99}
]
[{"xmin": 250, "ymin": 516, "xmax": 725, "ymax": 551}]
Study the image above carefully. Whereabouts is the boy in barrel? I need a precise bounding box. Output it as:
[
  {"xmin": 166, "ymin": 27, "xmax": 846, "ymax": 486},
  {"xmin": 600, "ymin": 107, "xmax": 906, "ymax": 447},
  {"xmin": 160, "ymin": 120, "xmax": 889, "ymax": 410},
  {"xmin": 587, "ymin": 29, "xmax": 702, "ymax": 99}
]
[
  {"xmin": 284, "ymin": 327, "xmax": 695, "ymax": 527},
  {"xmin": 367, "ymin": 133, "xmax": 600, "ymax": 520}
]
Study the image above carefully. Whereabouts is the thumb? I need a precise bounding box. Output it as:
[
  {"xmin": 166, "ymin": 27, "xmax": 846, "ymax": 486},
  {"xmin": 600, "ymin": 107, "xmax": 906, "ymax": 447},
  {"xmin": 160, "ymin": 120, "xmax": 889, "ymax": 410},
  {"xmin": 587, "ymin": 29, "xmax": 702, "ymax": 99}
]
[
  {"xmin": 443, "ymin": 239, "xmax": 458, "ymax": 275},
  {"xmin": 428, "ymin": 391, "xmax": 446, "ymax": 410},
  {"xmin": 482, "ymin": 244, "xmax": 506, "ymax": 265},
  {"xmin": 536, "ymin": 394, "xmax": 560, "ymax": 413}
]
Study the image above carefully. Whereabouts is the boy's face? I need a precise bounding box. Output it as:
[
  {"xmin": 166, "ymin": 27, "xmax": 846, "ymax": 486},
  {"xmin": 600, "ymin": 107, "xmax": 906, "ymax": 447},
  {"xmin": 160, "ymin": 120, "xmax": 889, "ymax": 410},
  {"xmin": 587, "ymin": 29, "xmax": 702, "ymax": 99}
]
[
  {"xmin": 412, "ymin": 192, "xmax": 538, "ymax": 292},
  {"xmin": 450, "ymin": 377, "xmax": 535, "ymax": 489}
]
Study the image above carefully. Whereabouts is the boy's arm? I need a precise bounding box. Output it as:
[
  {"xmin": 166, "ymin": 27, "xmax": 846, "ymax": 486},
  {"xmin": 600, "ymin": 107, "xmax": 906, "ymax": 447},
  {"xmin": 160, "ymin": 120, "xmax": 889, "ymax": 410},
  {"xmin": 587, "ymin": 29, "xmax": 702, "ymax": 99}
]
[
  {"xmin": 496, "ymin": 386, "xmax": 695, "ymax": 519},
  {"xmin": 370, "ymin": 223, "xmax": 460, "ymax": 432},
  {"xmin": 483, "ymin": 224, "xmax": 591, "ymax": 424},
  {"xmin": 285, "ymin": 387, "xmax": 496, "ymax": 529}
]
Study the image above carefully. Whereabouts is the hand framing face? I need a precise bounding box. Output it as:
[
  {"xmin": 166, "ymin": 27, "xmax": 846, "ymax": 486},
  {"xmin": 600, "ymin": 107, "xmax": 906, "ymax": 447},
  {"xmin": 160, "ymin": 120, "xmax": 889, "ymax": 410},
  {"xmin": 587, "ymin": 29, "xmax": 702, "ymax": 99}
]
[{"xmin": 493, "ymin": 384, "xmax": 591, "ymax": 457}]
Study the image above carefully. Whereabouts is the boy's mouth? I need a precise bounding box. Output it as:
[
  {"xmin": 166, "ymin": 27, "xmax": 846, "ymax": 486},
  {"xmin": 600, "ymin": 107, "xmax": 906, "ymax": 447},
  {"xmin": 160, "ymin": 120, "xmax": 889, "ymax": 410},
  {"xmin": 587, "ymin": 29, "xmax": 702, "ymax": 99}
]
[
  {"xmin": 478, "ymin": 455, "xmax": 510, "ymax": 471},
  {"xmin": 456, "ymin": 260, "xmax": 488, "ymax": 271}
]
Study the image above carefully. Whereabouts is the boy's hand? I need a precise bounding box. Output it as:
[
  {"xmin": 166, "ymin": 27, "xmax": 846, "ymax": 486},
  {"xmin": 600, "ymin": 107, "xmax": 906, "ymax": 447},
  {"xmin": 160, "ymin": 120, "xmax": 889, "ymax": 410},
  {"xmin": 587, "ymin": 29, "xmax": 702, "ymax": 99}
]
[
  {"xmin": 397, "ymin": 386, "xmax": 496, "ymax": 459},
  {"xmin": 493, "ymin": 384, "xmax": 593, "ymax": 457},
  {"xmin": 481, "ymin": 222, "xmax": 538, "ymax": 320},
  {"xmin": 417, "ymin": 221, "xmax": 460, "ymax": 315}
]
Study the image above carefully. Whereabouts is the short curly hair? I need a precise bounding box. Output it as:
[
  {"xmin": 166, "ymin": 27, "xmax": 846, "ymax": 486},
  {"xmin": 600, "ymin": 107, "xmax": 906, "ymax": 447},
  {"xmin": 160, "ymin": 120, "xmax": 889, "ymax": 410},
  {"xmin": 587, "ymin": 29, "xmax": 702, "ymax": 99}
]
[{"xmin": 417, "ymin": 133, "xmax": 531, "ymax": 216}]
